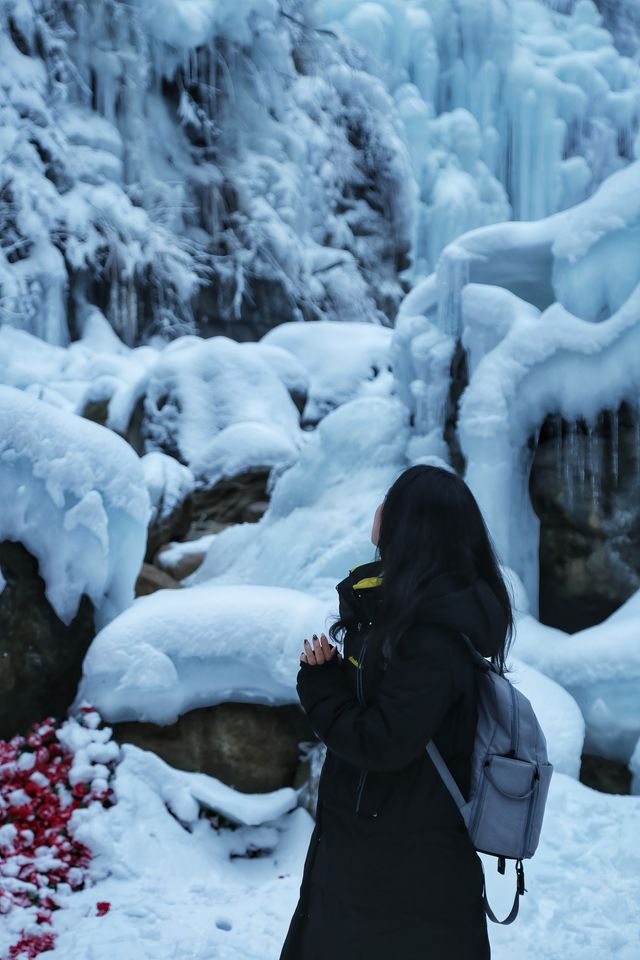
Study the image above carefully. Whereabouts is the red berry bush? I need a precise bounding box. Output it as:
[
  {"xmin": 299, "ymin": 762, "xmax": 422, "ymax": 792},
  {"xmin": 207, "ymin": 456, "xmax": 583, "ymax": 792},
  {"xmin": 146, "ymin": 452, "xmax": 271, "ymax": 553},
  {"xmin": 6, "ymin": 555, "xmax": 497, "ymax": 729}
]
[{"xmin": 0, "ymin": 706, "xmax": 120, "ymax": 958}]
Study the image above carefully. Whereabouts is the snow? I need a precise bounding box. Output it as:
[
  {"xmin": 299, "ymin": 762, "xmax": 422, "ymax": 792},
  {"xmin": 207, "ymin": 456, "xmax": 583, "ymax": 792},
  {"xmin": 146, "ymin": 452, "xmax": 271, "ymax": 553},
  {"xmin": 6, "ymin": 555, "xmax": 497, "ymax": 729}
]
[
  {"xmin": 0, "ymin": 385, "xmax": 150, "ymax": 628},
  {"xmin": 319, "ymin": 0, "xmax": 640, "ymax": 273},
  {"xmin": 188, "ymin": 394, "xmax": 410, "ymax": 599},
  {"xmin": 5, "ymin": 742, "xmax": 635, "ymax": 960},
  {"xmin": 72, "ymin": 584, "xmax": 330, "ymax": 725},
  {"xmin": 155, "ymin": 534, "xmax": 218, "ymax": 577},
  {"xmin": 260, "ymin": 320, "xmax": 394, "ymax": 422},
  {"xmin": 141, "ymin": 452, "xmax": 195, "ymax": 525},
  {"xmin": 507, "ymin": 656, "xmax": 585, "ymax": 779},
  {"xmin": 513, "ymin": 591, "xmax": 640, "ymax": 764}
]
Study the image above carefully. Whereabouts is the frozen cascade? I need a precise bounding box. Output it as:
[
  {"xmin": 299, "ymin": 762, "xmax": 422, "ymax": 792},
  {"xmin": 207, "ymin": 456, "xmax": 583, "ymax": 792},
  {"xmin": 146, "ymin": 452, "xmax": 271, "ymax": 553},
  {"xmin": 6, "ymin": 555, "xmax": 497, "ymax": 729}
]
[{"xmin": 2, "ymin": 0, "xmax": 640, "ymax": 346}]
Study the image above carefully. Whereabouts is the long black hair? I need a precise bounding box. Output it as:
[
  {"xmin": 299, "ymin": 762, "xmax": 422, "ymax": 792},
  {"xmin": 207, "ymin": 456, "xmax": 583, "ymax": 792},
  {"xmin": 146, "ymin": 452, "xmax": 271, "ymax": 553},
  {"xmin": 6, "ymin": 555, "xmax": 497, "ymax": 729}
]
[{"xmin": 328, "ymin": 464, "xmax": 515, "ymax": 675}]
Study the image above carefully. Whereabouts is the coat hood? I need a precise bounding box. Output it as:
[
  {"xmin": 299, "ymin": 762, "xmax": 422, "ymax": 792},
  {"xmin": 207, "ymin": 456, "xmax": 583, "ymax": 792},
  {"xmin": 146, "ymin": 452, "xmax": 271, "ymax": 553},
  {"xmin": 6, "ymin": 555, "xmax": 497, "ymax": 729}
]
[{"xmin": 337, "ymin": 559, "xmax": 507, "ymax": 659}]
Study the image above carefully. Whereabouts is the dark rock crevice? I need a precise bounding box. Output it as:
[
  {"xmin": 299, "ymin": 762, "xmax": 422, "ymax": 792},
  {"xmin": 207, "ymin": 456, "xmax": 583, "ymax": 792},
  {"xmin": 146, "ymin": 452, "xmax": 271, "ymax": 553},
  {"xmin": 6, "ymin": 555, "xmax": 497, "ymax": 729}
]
[{"xmin": 529, "ymin": 401, "xmax": 640, "ymax": 633}]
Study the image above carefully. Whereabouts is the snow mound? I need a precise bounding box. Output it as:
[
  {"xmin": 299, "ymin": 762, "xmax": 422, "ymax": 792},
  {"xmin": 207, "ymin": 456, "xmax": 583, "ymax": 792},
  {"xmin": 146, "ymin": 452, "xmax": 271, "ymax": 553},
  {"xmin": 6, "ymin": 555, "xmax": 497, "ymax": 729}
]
[
  {"xmin": 513, "ymin": 591, "xmax": 640, "ymax": 764},
  {"xmin": 73, "ymin": 584, "xmax": 330, "ymax": 725},
  {"xmin": 508, "ymin": 656, "xmax": 585, "ymax": 779},
  {"xmin": 39, "ymin": 741, "xmax": 312, "ymax": 960},
  {"xmin": 0, "ymin": 385, "xmax": 149, "ymax": 628},
  {"xmin": 260, "ymin": 321, "xmax": 394, "ymax": 422}
]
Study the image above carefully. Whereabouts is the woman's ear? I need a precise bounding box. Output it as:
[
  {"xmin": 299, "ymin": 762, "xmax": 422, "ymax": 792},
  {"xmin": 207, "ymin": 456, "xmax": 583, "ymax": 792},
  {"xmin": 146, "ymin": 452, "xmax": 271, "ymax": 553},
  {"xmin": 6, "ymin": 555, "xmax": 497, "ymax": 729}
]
[{"xmin": 371, "ymin": 500, "xmax": 384, "ymax": 546}]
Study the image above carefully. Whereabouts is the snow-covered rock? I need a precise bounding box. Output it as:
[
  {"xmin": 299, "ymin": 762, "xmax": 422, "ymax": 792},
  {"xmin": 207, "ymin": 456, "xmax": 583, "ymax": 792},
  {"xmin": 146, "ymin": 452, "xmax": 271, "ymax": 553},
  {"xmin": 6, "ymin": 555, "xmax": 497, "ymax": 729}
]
[
  {"xmin": 141, "ymin": 451, "xmax": 195, "ymax": 559},
  {"xmin": 260, "ymin": 320, "xmax": 394, "ymax": 423},
  {"xmin": 0, "ymin": 385, "xmax": 150, "ymax": 628},
  {"xmin": 125, "ymin": 336, "xmax": 304, "ymax": 487},
  {"xmin": 72, "ymin": 584, "xmax": 329, "ymax": 725}
]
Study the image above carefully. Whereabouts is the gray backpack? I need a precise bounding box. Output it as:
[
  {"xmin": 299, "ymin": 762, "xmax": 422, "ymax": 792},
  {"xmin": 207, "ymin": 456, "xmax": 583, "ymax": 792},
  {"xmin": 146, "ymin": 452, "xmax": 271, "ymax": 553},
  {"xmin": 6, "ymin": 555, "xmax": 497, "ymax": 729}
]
[{"xmin": 426, "ymin": 632, "xmax": 554, "ymax": 924}]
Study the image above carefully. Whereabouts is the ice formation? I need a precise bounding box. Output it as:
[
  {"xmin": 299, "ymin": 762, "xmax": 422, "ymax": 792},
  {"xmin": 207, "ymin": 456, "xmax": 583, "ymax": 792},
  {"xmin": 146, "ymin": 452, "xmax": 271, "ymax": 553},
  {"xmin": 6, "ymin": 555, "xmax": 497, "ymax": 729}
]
[
  {"xmin": 0, "ymin": 385, "xmax": 150, "ymax": 628},
  {"xmin": 2, "ymin": 0, "xmax": 639, "ymax": 349},
  {"xmin": 393, "ymin": 159, "xmax": 640, "ymax": 609}
]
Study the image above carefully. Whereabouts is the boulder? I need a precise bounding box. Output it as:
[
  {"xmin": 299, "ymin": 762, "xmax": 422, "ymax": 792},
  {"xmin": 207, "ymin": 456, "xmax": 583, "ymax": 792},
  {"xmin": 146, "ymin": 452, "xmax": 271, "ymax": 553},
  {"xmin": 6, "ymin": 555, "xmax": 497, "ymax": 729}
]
[
  {"xmin": 0, "ymin": 540, "xmax": 95, "ymax": 740},
  {"xmin": 135, "ymin": 563, "xmax": 183, "ymax": 597},
  {"xmin": 188, "ymin": 468, "xmax": 271, "ymax": 533},
  {"xmin": 111, "ymin": 701, "xmax": 315, "ymax": 793}
]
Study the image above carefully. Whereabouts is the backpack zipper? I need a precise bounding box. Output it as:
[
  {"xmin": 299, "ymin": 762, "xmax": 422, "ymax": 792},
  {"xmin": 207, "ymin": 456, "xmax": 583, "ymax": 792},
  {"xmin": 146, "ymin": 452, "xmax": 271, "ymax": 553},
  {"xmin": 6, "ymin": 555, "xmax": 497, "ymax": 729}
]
[
  {"xmin": 509, "ymin": 683, "xmax": 519, "ymax": 756},
  {"xmin": 354, "ymin": 626, "xmax": 370, "ymax": 813}
]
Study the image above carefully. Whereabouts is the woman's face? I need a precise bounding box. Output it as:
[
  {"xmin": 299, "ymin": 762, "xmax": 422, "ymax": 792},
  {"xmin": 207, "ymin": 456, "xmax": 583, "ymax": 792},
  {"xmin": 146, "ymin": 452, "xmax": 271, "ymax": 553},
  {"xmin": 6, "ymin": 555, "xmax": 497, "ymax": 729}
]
[{"xmin": 371, "ymin": 500, "xmax": 384, "ymax": 547}]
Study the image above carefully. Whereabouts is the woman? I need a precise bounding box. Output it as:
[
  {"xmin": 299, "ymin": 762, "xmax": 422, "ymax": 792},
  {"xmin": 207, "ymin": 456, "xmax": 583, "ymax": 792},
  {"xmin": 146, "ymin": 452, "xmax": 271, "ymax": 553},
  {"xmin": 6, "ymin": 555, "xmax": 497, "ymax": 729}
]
[{"xmin": 278, "ymin": 464, "xmax": 514, "ymax": 960}]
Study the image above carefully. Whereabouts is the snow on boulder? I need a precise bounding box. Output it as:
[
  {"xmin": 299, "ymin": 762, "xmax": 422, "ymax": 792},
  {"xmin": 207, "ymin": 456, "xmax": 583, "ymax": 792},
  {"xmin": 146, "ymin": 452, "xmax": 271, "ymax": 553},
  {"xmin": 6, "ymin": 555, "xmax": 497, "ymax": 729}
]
[
  {"xmin": 513, "ymin": 591, "xmax": 640, "ymax": 765},
  {"xmin": 126, "ymin": 336, "xmax": 304, "ymax": 486},
  {"xmin": 72, "ymin": 583, "xmax": 330, "ymax": 725},
  {"xmin": 116, "ymin": 743, "xmax": 299, "ymax": 827},
  {"xmin": 260, "ymin": 321, "xmax": 394, "ymax": 423},
  {"xmin": 141, "ymin": 451, "xmax": 195, "ymax": 560},
  {"xmin": 0, "ymin": 321, "xmax": 158, "ymax": 422},
  {"xmin": 0, "ymin": 385, "xmax": 150, "ymax": 629},
  {"xmin": 187, "ymin": 395, "xmax": 410, "ymax": 602}
]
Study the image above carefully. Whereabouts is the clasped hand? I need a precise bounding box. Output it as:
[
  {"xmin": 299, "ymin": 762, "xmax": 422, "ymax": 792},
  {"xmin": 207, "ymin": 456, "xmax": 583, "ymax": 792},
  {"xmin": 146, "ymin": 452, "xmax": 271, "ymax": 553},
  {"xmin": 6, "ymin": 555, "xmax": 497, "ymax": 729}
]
[{"xmin": 300, "ymin": 632, "xmax": 343, "ymax": 666}]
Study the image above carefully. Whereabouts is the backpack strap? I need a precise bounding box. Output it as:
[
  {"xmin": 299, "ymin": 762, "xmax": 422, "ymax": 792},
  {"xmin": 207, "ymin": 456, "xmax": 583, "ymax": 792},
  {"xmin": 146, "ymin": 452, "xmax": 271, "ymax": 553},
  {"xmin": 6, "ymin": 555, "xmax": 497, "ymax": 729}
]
[
  {"xmin": 479, "ymin": 858, "xmax": 526, "ymax": 925},
  {"xmin": 425, "ymin": 740, "xmax": 466, "ymax": 809}
]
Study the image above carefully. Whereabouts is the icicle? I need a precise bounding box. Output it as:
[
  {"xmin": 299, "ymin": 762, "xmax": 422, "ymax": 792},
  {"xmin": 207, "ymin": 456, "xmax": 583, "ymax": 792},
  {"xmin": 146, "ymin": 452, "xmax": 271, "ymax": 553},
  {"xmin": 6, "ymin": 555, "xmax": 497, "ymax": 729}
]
[
  {"xmin": 610, "ymin": 405, "xmax": 619, "ymax": 491},
  {"xmin": 436, "ymin": 249, "xmax": 470, "ymax": 337},
  {"xmin": 585, "ymin": 419, "xmax": 599, "ymax": 515},
  {"xmin": 575, "ymin": 419, "xmax": 586, "ymax": 506},
  {"xmin": 634, "ymin": 401, "xmax": 640, "ymax": 481},
  {"xmin": 564, "ymin": 419, "xmax": 576, "ymax": 514},
  {"xmin": 553, "ymin": 412, "xmax": 564, "ymax": 492}
]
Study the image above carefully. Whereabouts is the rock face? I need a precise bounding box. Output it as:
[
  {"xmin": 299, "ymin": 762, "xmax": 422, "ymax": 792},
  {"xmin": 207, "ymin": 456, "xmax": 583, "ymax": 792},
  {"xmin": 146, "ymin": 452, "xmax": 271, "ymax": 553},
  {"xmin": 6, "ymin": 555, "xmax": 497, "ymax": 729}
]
[
  {"xmin": 134, "ymin": 563, "xmax": 183, "ymax": 597},
  {"xmin": 0, "ymin": 541, "xmax": 95, "ymax": 740},
  {"xmin": 111, "ymin": 701, "xmax": 315, "ymax": 793},
  {"xmin": 529, "ymin": 402, "xmax": 640, "ymax": 633},
  {"xmin": 187, "ymin": 469, "xmax": 272, "ymax": 533}
]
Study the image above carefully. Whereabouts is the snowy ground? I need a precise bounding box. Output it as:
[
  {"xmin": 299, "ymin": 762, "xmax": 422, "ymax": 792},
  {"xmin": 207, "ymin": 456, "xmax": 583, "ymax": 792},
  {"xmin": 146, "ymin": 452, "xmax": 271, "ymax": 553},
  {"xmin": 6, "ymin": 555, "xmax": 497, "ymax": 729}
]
[{"xmin": 31, "ymin": 743, "xmax": 640, "ymax": 960}]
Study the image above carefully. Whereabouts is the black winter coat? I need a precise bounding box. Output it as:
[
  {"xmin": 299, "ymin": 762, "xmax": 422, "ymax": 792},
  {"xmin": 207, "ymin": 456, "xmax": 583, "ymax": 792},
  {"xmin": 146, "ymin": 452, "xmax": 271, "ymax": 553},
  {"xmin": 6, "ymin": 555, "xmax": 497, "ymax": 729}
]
[{"xmin": 278, "ymin": 558, "xmax": 509, "ymax": 960}]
